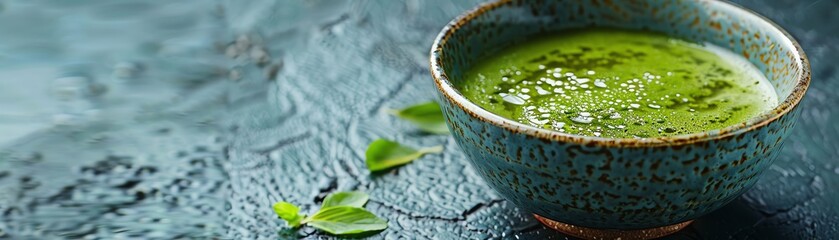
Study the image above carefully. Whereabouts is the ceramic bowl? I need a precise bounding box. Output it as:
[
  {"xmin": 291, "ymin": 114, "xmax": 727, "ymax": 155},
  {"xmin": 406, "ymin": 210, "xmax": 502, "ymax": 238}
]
[{"xmin": 430, "ymin": 0, "xmax": 809, "ymax": 239}]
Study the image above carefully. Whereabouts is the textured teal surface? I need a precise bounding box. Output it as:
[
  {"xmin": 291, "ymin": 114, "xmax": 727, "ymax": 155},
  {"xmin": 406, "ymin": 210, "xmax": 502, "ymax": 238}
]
[{"xmin": 0, "ymin": 0, "xmax": 836, "ymax": 239}]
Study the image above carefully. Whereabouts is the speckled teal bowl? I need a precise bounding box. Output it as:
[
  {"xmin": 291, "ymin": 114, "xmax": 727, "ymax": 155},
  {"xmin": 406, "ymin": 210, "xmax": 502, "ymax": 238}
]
[{"xmin": 430, "ymin": 0, "xmax": 809, "ymax": 238}]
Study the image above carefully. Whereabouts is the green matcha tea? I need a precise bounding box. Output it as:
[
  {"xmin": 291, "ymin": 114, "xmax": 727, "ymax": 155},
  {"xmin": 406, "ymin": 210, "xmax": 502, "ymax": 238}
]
[{"xmin": 457, "ymin": 29, "xmax": 778, "ymax": 138}]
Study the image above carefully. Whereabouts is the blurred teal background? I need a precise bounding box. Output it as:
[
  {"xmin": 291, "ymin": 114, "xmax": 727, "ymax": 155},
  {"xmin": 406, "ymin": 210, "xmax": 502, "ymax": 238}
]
[{"xmin": 0, "ymin": 0, "xmax": 835, "ymax": 239}]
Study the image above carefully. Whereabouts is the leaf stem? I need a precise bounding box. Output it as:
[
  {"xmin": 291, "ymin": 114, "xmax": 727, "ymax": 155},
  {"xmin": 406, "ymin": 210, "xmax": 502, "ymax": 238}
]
[
  {"xmin": 385, "ymin": 109, "xmax": 401, "ymax": 116},
  {"xmin": 419, "ymin": 145, "xmax": 444, "ymax": 154},
  {"xmin": 301, "ymin": 215, "xmax": 313, "ymax": 224}
]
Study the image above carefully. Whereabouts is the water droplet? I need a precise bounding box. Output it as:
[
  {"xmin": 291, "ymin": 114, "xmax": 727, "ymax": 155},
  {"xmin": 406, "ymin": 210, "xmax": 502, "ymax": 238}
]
[
  {"xmin": 594, "ymin": 81, "xmax": 607, "ymax": 88},
  {"xmin": 648, "ymin": 104, "xmax": 661, "ymax": 109},
  {"xmin": 571, "ymin": 115, "xmax": 593, "ymax": 124},
  {"xmin": 528, "ymin": 117, "xmax": 548, "ymax": 125},
  {"xmin": 250, "ymin": 47, "xmax": 270, "ymax": 64},
  {"xmin": 235, "ymin": 35, "xmax": 251, "ymax": 51},
  {"xmin": 52, "ymin": 76, "xmax": 91, "ymax": 101},
  {"xmin": 500, "ymin": 93, "xmax": 525, "ymax": 105},
  {"xmin": 630, "ymin": 103, "xmax": 641, "ymax": 109},
  {"xmin": 113, "ymin": 62, "xmax": 142, "ymax": 79},
  {"xmin": 52, "ymin": 113, "xmax": 79, "ymax": 126}
]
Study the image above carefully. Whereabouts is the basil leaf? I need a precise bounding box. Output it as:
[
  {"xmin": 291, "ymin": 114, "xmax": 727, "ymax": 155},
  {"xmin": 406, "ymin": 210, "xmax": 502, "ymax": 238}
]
[
  {"xmin": 322, "ymin": 191, "xmax": 369, "ymax": 208},
  {"xmin": 273, "ymin": 201, "xmax": 305, "ymax": 228},
  {"xmin": 365, "ymin": 139, "xmax": 443, "ymax": 172},
  {"xmin": 388, "ymin": 102, "xmax": 449, "ymax": 134},
  {"xmin": 306, "ymin": 206, "xmax": 387, "ymax": 235}
]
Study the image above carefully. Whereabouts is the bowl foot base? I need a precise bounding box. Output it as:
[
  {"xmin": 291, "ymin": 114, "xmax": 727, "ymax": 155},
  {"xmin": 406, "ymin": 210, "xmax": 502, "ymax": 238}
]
[{"xmin": 533, "ymin": 214, "xmax": 692, "ymax": 240}]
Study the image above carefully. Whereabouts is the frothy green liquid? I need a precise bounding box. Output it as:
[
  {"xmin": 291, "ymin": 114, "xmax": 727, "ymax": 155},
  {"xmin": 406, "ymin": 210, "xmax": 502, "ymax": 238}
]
[{"xmin": 457, "ymin": 29, "xmax": 778, "ymax": 138}]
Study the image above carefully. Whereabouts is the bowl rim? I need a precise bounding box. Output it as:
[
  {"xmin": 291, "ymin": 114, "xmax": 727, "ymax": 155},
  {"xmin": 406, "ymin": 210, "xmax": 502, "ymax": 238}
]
[{"xmin": 429, "ymin": 0, "xmax": 811, "ymax": 148}]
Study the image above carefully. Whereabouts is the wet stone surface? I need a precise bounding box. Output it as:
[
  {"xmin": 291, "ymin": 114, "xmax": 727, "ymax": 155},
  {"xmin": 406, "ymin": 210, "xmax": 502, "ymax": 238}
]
[{"xmin": 0, "ymin": 0, "xmax": 837, "ymax": 239}]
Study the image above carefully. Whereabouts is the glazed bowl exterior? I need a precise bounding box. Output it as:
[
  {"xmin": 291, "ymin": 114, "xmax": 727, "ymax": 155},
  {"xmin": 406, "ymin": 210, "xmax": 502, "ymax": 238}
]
[{"xmin": 430, "ymin": 0, "xmax": 810, "ymax": 229}]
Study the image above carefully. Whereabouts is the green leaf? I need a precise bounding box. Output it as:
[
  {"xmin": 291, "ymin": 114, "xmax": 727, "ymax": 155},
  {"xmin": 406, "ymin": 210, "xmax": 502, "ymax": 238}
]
[
  {"xmin": 322, "ymin": 191, "xmax": 369, "ymax": 208},
  {"xmin": 388, "ymin": 102, "xmax": 449, "ymax": 134},
  {"xmin": 305, "ymin": 206, "xmax": 387, "ymax": 235},
  {"xmin": 273, "ymin": 201, "xmax": 305, "ymax": 228},
  {"xmin": 365, "ymin": 139, "xmax": 443, "ymax": 172}
]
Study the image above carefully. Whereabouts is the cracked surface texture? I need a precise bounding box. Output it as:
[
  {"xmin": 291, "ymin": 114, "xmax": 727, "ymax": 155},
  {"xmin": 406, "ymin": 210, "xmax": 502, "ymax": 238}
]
[{"xmin": 0, "ymin": 0, "xmax": 836, "ymax": 239}]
